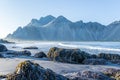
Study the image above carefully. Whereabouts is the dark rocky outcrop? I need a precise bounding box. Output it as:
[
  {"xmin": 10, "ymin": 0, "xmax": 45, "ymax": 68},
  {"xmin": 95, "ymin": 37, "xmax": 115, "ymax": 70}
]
[
  {"xmin": 6, "ymin": 60, "xmax": 68, "ymax": 80},
  {"xmin": 0, "ymin": 39, "xmax": 14, "ymax": 43},
  {"xmin": 0, "ymin": 44, "xmax": 7, "ymax": 52},
  {"xmin": 6, "ymin": 50, "xmax": 31, "ymax": 57},
  {"xmin": 23, "ymin": 46, "xmax": 38, "ymax": 49},
  {"xmin": 47, "ymin": 47, "xmax": 91, "ymax": 64},
  {"xmin": 34, "ymin": 51, "xmax": 47, "ymax": 58},
  {"xmin": 0, "ymin": 75, "xmax": 7, "ymax": 79},
  {"xmin": 65, "ymin": 71, "xmax": 114, "ymax": 80},
  {"xmin": 0, "ymin": 54, "xmax": 4, "ymax": 58},
  {"xmin": 82, "ymin": 59, "xmax": 107, "ymax": 65},
  {"xmin": 109, "ymin": 60, "xmax": 120, "ymax": 65},
  {"xmin": 98, "ymin": 53, "xmax": 120, "ymax": 60}
]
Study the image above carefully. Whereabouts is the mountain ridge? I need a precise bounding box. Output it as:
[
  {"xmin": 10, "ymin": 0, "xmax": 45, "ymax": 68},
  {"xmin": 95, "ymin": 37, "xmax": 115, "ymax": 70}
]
[{"xmin": 6, "ymin": 15, "xmax": 120, "ymax": 41}]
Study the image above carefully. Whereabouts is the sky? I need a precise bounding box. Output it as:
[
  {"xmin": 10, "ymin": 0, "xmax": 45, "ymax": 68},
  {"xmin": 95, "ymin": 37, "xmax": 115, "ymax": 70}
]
[{"xmin": 0, "ymin": 0, "xmax": 120, "ymax": 38}]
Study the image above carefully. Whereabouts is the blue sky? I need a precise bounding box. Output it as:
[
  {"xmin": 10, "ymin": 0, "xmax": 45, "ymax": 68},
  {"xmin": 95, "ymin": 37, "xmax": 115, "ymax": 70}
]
[{"xmin": 0, "ymin": 0, "xmax": 120, "ymax": 38}]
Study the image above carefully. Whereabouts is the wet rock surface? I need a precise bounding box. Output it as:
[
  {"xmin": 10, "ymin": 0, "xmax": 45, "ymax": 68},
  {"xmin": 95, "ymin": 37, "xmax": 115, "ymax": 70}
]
[
  {"xmin": 98, "ymin": 53, "xmax": 120, "ymax": 60},
  {"xmin": 82, "ymin": 59, "xmax": 107, "ymax": 65}
]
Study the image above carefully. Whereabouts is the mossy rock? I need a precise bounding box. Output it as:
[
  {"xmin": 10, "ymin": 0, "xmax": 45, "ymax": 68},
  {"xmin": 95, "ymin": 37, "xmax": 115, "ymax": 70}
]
[
  {"xmin": 47, "ymin": 47, "xmax": 91, "ymax": 64},
  {"xmin": 6, "ymin": 60, "xmax": 68, "ymax": 80},
  {"xmin": 115, "ymin": 72, "xmax": 120, "ymax": 80}
]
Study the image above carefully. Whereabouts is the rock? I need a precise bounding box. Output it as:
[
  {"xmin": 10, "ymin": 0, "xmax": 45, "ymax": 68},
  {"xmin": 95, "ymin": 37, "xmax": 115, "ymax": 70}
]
[
  {"xmin": 115, "ymin": 72, "xmax": 120, "ymax": 80},
  {"xmin": 6, "ymin": 50, "xmax": 31, "ymax": 57},
  {"xmin": 47, "ymin": 47, "xmax": 91, "ymax": 64},
  {"xmin": 0, "ymin": 54, "xmax": 3, "ymax": 57},
  {"xmin": 6, "ymin": 60, "xmax": 68, "ymax": 80},
  {"xmin": 98, "ymin": 53, "xmax": 120, "ymax": 60},
  {"xmin": 23, "ymin": 46, "xmax": 38, "ymax": 49},
  {"xmin": 82, "ymin": 59, "xmax": 107, "ymax": 65},
  {"xmin": 90, "ymin": 54, "xmax": 98, "ymax": 58},
  {"xmin": 0, "ymin": 44, "xmax": 7, "ymax": 52},
  {"xmin": 20, "ymin": 50, "xmax": 31, "ymax": 56},
  {"xmin": 0, "ymin": 74, "xmax": 6, "ymax": 79},
  {"xmin": 65, "ymin": 71, "xmax": 114, "ymax": 80},
  {"xmin": 109, "ymin": 60, "xmax": 120, "ymax": 65},
  {"xmin": 103, "ymin": 68, "xmax": 120, "ymax": 78},
  {"xmin": 0, "ymin": 39, "xmax": 14, "ymax": 43},
  {"xmin": 34, "ymin": 52, "xmax": 47, "ymax": 58},
  {"xmin": 81, "ymin": 71, "xmax": 113, "ymax": 80}
]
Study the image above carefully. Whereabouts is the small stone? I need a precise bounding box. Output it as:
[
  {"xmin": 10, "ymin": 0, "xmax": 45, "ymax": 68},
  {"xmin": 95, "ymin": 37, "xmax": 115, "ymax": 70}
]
[{"xmin": 34, "ymin": 52, "xmax": 47, "ymax": 58}]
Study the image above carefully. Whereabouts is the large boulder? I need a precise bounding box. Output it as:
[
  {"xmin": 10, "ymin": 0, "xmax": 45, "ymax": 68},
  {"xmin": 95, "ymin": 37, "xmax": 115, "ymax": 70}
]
[
  {"xmin": 7, "ymin": 60, "xmax": 68, "ymax": 80},
  {"xmin": 82, "ymin": 59, "xmax": 107, "ymax": 65},
  {"xmin": 34, "ymin": 51, "xmax": 47, "ymax": 58},
  {"xmin": 98, "ymin": 53, "xmax": 120, "ymax": 60},
  {"xmin": 0, "ymin": 44, "xmax": 7, "ymax": 52},
  {"xmin": 47, "ymin": 47, "xmax": 91, "ymax": 64},
  {"xmin": 65, "ymin": 71, "xmax": 113, "ymax": 80}
]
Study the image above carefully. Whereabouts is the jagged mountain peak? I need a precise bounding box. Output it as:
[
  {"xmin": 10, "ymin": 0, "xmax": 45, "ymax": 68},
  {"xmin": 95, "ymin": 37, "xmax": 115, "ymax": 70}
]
[
  {"xmin": 76, "ymin": 20, "xmax": 83, "ymax": 23},
  {"xmin": 108, "ymin": 20, "xmax": 120, "ymax": 26},
  {"xmin": 6, "ymin": 15, "xmax": 120, "ymax": 41},
  {"xmin": 17, "ymin": 26, "xmax": 22, "ymax": 30},
  {"xmin": 39, "ymin": 15, "xmax": 56, "ymax": 25},
  {"xmin": 39, "ymin": 15, "xmax": 55, "ymax": 20},
  {"xmin": 54, "ymin": 15, "xmax": 71, "ymax": 23},
  {"xmin": 31, "ymin": 19, "xmax": 39, "ymax": 24}
]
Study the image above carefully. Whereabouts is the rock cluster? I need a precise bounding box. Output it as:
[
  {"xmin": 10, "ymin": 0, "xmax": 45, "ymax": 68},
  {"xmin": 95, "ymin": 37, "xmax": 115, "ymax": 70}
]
[
  {"xmin": 47, "ymin": 47, "xmax": 120, "ymax": 65},
  {"xmin": 47, "ymin": 47, "xmax": 90, "ymax": 64},
  {"xmin": 7, "ymin": 60, "xmax": 68, "ymax": 80}
]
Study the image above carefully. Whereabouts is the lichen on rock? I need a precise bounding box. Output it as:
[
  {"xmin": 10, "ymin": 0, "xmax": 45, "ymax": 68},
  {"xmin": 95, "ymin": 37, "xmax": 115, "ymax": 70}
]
[
  {"xmin": 6, "ymin": 60, "xmax": 68, "ymax": 80},
  {"xmin": 47, "ymin": 47, "xmax": 91, "ymax": 64}
]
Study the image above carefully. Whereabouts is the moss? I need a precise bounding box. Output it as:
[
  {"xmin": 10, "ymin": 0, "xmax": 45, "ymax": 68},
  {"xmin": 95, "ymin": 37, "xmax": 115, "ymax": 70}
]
[
  {"xmin": 115, "ymin": 72, "xmax": 120, "ymax": 80},
  {"xmin": 7, "ymin": 60, "xmax": 68, "ymax": 80}
]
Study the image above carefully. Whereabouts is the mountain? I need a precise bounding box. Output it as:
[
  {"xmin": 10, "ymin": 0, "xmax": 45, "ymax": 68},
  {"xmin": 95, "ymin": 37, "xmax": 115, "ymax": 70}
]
[
  {"xmin": 103, "ymin": 21, "xmax": 120, "ymax": 41},
  {"xmin": 6, "ymin": 15, "xmax": 120, "ymax": 41}
]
